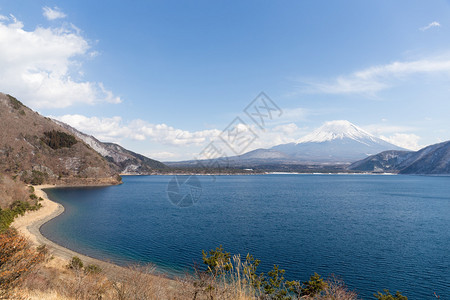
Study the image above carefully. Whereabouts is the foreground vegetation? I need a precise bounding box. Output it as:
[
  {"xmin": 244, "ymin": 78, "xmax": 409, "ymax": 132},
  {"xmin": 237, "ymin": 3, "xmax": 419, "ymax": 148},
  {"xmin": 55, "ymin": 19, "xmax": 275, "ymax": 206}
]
[
  {"xmin": 0, "ymin": 229, "xmax": 48, "ymax": 298},
  {"xmin": 0, "ymin": 228, "xmax": 414, "ymax": 300}
]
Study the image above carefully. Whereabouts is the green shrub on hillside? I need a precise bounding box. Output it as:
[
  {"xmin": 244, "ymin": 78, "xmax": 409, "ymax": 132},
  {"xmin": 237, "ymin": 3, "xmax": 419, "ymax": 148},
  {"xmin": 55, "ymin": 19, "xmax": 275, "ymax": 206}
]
[
  {"xmin": 0, "ymin": 200, "xmax": 41, "ymax": 233},
  {"xmin": 31, "ymin": 170, "xmax": 47, "ymax": 185},
  {"xmin": 6, "ymin": 94, "xmax": 24, "ymax": 110},
  {"xmin": 375, "ymin": 289, "xmax": 408, "ymax": 300},
  {"xmin": 115, "ymin": 174, "xmax": 123, "ymax": 183},
  {"xmin": 85, "ymin": 264, "xmax": 102, "ymax": 275},
  {"xmin": 67, "ymin": 256, "xmax": 84, "ymax": 270},
  {"xmin": 200, "ymin": 246, "xmax": 313, "ymax": 299},
  {"xmin": 66, "ymin": 256, "xmax": 102, "ymax": 275},
  {"xmin": 21, "ymin": 170, "xmax": 48, "ymax": 185},
  {"xmin": 42, "ymin": 130, "xmax": 78, "ymax": 150},
  {"xmin": 0, "ymin": 209, "xmax": 15, "ymax": 233},
  {"xmin": 199, "ymin": 246, "xmax": 408, "ymax": 300},
  {"xmin": 202, "ymin": 245, "xmax": 232, "ymax": 274}
]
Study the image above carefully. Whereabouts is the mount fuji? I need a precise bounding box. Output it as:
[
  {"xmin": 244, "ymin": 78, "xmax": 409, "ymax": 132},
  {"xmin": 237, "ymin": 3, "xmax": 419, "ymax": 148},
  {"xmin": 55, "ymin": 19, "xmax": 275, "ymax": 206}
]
[
  {"xmin": 234, "ymin": 120, "xmax": 407, "ymax": 165},
  {"xmin": 167, "ymin": 120, "xmax": 407, "ymax": 168}
]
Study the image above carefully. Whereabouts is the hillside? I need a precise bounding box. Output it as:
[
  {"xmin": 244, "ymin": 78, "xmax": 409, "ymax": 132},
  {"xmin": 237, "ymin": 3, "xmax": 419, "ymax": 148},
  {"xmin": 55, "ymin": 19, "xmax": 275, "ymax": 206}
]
[
  {"xmin": 348, "ymin": 140, "xmax": 450, "ymax": 174},
  {"xmin": 53, "ymin": 120, "xmax": 168, "ymax": 174},
  {"xmin": 0, "ymin": 93, "xmax": 121, "ymax": 186}
]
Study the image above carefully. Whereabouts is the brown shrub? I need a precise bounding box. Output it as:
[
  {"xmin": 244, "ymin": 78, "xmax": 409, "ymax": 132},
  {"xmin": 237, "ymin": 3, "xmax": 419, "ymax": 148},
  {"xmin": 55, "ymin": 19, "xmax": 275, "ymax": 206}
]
[
  {"xmin": 0, "ymin": 175, "xmax": 28, "ymax": 209},
  {"xmin": 0, "ymin": 228, "xmax": 47, "ymax": 298}
]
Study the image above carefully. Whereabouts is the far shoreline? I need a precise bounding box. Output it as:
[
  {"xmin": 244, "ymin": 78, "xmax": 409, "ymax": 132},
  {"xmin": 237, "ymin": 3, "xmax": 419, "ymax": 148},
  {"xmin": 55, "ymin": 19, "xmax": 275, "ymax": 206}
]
[{"xmin": 120, "ymin": 172, "xmax": 397, "ymax": 176}]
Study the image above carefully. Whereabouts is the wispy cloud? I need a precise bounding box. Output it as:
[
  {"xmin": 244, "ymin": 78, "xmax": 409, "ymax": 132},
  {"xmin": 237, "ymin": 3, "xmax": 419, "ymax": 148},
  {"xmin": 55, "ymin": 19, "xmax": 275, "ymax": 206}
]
[
  {"xmin": 420, "ymin": 21, "xmax": 441, "ymax": 31},
  {"xmin": 145, "ymin": 151, "xmax": 177, "ymax": 160},
  {"xmin": 54, "ymin": 114, "xmax": 308, "ymax": 147},
  {"xmin": 362, "ymin": 124, "xmax": 416, "ymax": 136},
  {"xmin": 42, "ymin": 6, "xmax": 66, "ymax": 20},
  {"xmin": 52, "ymin": 114, "xmax": 310, "ymax": 159},
  {"xmin": 301, "ymin": 57, "xmax": 450, "ymax": 95},
  {"xmin": 0, "ymin": 13, "xmax": 120, "ymax": 108},
  {"xmin": 53, "ymin": 114, "xmax": 221, "ymax": 146},
  {"xmin": 380, "ymin": 133, "xmax": 422, "ymax": 151},
  {"xmin": 362, "ymin": 123, "xmax": 423, "ymax": 150}
]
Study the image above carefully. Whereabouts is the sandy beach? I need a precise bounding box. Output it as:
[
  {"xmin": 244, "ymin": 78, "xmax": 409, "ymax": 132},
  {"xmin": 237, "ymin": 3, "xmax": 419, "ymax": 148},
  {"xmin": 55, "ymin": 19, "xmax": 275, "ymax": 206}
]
[
  {"xmin": 11, "ymin": 185, "xmax": 124, "ymax": 272},
  {"xmin": 9, "ymin": 184, "xmax": 177, "ymax": 299}
]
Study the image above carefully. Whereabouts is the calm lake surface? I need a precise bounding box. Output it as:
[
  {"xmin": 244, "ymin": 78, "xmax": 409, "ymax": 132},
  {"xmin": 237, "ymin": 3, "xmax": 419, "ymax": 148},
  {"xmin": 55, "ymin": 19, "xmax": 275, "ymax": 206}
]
[{"xmin": 41, "ymin": 175, "xmax": 450, "ymax": 299}]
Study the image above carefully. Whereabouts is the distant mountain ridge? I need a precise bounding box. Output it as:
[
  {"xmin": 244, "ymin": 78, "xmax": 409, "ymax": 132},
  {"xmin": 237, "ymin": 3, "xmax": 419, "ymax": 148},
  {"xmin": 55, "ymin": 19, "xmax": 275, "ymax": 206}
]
[
  {"xmin": 168, "ymin": 120, "xmax": 406, "ymax": 167},
  {"xmin": 269, "ymin": 120, "xmax": 406, "ymax": 164},
  {"xmin": 349, "ymin": 140, "xmax": 450, "ymax": 174},
  {"xmin": 53, "ymin": 120, "xmax": 167, "ymax": 175}
]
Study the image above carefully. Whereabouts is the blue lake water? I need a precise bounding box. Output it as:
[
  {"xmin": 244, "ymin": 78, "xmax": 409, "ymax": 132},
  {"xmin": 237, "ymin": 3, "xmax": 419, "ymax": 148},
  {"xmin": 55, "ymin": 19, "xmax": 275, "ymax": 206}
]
[{"xmin": 41, "ymin": 175, "xmax": 450, "ymax": 299}]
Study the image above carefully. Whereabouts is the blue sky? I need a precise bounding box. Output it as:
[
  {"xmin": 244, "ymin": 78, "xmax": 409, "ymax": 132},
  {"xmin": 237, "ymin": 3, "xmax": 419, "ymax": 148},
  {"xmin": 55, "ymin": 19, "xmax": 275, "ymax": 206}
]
[{"xmin": 1, "ymin": 1, "xmax": 450, "ymax": 160}]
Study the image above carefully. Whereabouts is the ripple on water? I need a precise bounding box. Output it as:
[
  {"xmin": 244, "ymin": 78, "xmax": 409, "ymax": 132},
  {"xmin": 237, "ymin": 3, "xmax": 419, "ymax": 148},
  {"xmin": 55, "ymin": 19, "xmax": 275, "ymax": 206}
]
[{"xmin": 41, "ymin": 175, "xmax": 450, "ymax": 299}]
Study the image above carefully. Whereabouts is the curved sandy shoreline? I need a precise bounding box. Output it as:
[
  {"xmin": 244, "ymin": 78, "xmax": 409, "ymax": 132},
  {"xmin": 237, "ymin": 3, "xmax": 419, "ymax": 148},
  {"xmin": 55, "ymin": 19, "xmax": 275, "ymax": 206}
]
[{"xmin": 11, "ymin": 185, "xmax": 124, "ymax": 272}]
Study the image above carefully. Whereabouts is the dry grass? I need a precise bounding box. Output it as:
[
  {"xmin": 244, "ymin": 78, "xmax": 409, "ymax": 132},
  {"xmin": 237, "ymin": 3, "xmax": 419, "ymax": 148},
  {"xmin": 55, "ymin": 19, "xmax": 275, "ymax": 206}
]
[
  {"xmin": 174, "ymin": 255, "xmax": 359, "ymax": 300},
  {"xmin": 17, "ymin": 254, "xmax": 361, "ymax": 300},
  {"xmin": 316, "ymin": 276, "xmax": 359, "ymax": 300},
  {"xmin": 1, "ymin": 230, "xmax": 361, "ymax": 300},
  {"xmin": 16, "ymin": 288, "xmax": 74, "ymax": 300},
  {"xmin": 107, "ymin": 265, "xmax": 170, "ymax": 299},
  {"xmin": 0, "ymin": 174, "xmax": 28, "ymax": 209}
]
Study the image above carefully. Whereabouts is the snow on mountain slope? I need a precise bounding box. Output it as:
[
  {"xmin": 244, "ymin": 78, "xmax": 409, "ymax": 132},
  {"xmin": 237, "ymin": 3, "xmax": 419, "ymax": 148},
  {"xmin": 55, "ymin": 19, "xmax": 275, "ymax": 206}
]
[
  {"xmin": 52, "ymin": 119, "xmax": 167, "ymax": 174},
  {"xmin": 269, "ymin": 120, "xmax": 406, "ymax": 164},
  {"xmin": 296, "ymin": 120, "xmax": 379, "ymax": 145},
  {"xmin": 348, "ymin": 140, "xmax": 450, "ymax": 174},
  {"xmin": 170, "ymin": 120, "xmax": 407, "ymax": 167}
]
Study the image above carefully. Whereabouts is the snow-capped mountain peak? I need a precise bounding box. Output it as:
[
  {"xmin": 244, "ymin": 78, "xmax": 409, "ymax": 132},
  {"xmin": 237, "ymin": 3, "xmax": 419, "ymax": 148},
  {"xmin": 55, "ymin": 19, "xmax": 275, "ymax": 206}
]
[{"xmin": 296, "ymin": 120, "xmax": 377, "ymax": 144}]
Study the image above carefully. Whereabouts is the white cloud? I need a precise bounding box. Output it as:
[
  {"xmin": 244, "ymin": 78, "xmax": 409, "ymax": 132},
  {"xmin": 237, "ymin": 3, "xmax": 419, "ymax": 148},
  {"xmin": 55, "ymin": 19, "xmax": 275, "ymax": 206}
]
[
  {"xmin": 361, "ymin": 123, "xmax": 423, "ymax": 150},
  {"xmin": 52, "ymin": 114, "xmax": 310, "ymax": 160},
  {"xmin": 145, "ymin": 151, "xmax": 177, "ymax": 160},
  {"xmin": 302, "ymin": 57, "xmax": 450, "ymax": 95},
  {"xmin": 196, "ymin": 122, "xmax": 308, "ymax": 159},
  {"xmin": 53, "ymin": 114, "xmax": 221, "ymax": 146},
  {"xmin": 42, "ymin": 6, "xmax": 66, "ymax": 20},
  {"xmin": 252, "ymin": 123, "xmax": 307, "ymax": 147},
  {"xmin": 362, "ymin": 124, "xmax": 416, "ymax": 136},
  {"xmin": 380, "ymin": 133, "xmax": 422, "ymax": 151},
  {"xmin": 420, "ymin": 21, "xmax": 441, "ymax": 31},
  {"xmin": 0, "ymin": 14, "xmax": 121, "ymax": 108},
  {"xmin": 53, "ymin": 115, "xmax": 131, "ymax": 141}
]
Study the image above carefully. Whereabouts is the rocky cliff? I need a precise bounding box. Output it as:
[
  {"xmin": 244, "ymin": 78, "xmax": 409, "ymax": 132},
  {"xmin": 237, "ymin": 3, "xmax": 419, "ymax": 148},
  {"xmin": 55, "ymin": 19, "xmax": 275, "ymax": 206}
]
[{"xmin": 53, "ymin": 120, "xmax": 167, "ymax": 175}]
